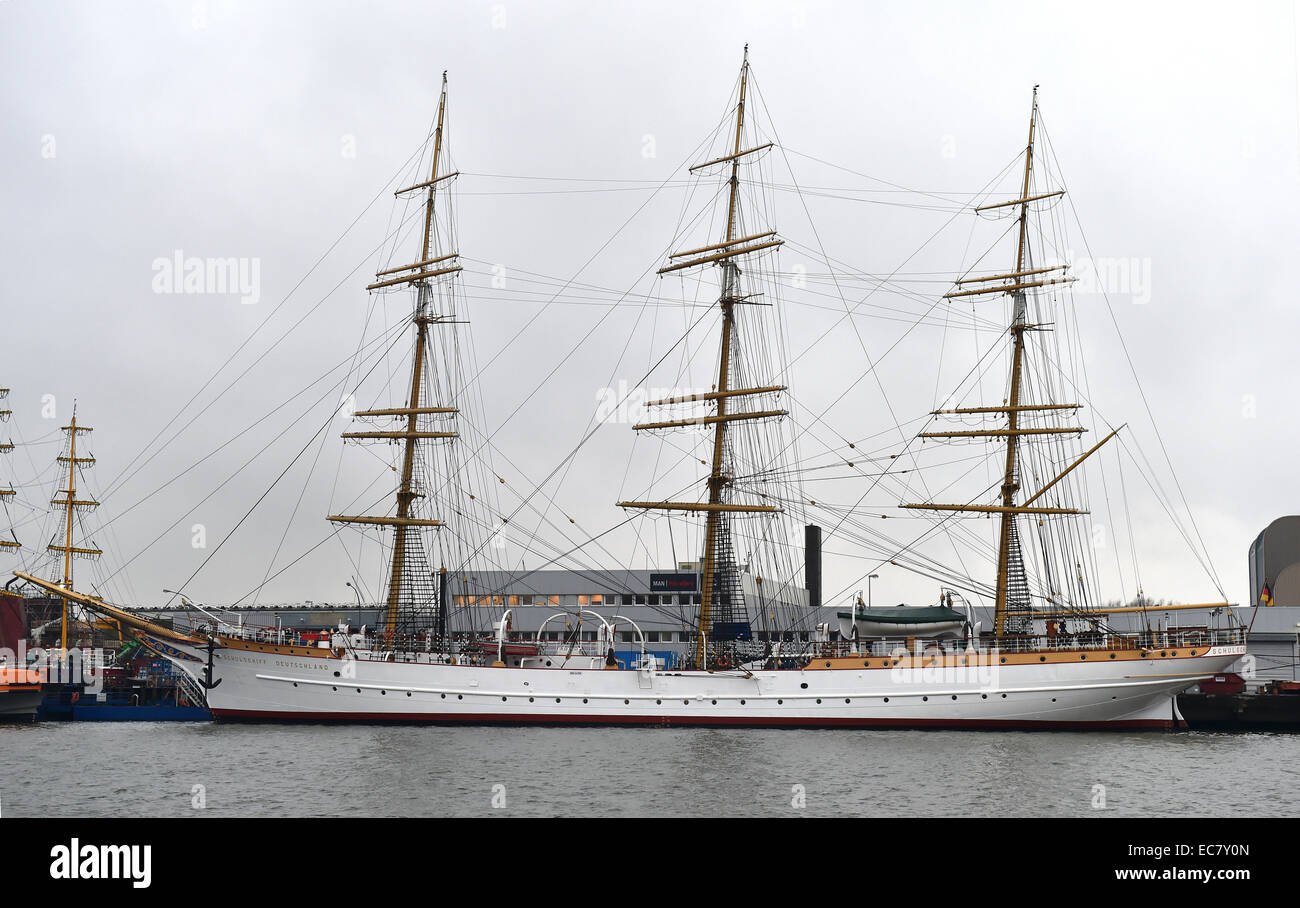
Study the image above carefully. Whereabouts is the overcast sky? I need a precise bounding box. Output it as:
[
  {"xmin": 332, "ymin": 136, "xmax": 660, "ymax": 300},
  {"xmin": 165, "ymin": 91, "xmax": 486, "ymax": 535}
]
[{"xmin": 2, "ymin": 0, "xmax": 1298, "ymax": 615}]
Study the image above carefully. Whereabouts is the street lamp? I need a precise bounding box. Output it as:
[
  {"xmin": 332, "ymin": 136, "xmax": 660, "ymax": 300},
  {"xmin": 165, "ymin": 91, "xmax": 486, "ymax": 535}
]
[{"xmin": 868, "ymin": 574, "xmax": 879, "ymax": 610}]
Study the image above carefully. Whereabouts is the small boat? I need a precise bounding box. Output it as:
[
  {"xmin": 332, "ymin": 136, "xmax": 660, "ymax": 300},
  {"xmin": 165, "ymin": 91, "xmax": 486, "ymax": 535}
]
[
  {"xmin": 837, "ymin": 604, "xmax": 967, "ymax": 640},
  {"xmin": 0, "ymin": 666, "xmax": 44, "ymax": 721},
  {"xmin": 1177, "ymin": 674, "xmax": 1300, "ymax": 731}
]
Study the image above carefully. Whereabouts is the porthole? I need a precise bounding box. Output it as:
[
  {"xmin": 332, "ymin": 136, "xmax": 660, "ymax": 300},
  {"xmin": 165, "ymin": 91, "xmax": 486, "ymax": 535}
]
[
  {"xmin": 883, "ymin": 697, "xmax": 889, "ymax": 703},
  {"xmin": 381, "ymin": 690, "xmax": 387, "ymax": 695},
  {"xmin": 333, "ymin": 671, "xmax": 340, "ymax": 678},
  {"xmin": 951, "ymin": 695, "xmax": 957, "ymax": 701},
  {"xmin": 800, "ymin": 682, "xmax": 808, "ymax": 689},
  {"xmin": 824, "ymin": 661, "xmax": 832, "ymax": 668},
  {"xmin": 583, "ymin": 698, "xmax": 588, "ymax": 704},
  {"xmin": 332, "ymin": 686, "xmax": 337, "ymax": 692},
  {"xmin": 1110, "ymin": 653, "xmax": 1116, "ymax": 659},
  {"xmin": 816, "ymin": 698, "xmax": 822, "ymax": 704},
  {"xmin": 922, "ymin": 696, "xmax": 929, "ymax": 702},
  {"xmin": 712, "ymin": 699, "xmax": 718, "ymax": 705},
  {"xmin": 1001, "ymin": 693, "xmax": 1007, "ymax": 699},
  {"xmin": 440, "ymin": 693, "xmax": 446, "ymax": 699},
  {"xmin": 1000, "ymin": 657, "xmax": 1006, "ymax": 664},
  {"xmin": 555, "ymin": 698, "xmax": 561, "ymax": 703},
  {"xmin": 1051, "ymin": 698, "xmax": 1057, "ymax": 702},
  {"xmin": 656, "ymin": 699, "xmax": 662, "ymax": 705},
  {"xmin": 501, "ymin": 696, "xmax": 507, "ymax": 702},
  {"xmin": 1040, "ymin": 656, "xmax": 1046, "ymax": 662},
  {"xmin": 845, "ymin": 699, "xmax": 851, "ymax": 704},
  {"xmin": 624, "ymin": 699, "xmax": 630, "ymax": 705},
  {"xmin": 778, "ymin": 699, "xmax": 784, "ymax": 705},
  {"xmin": 406, "ymin": 692, "xmax": 411, "ymax": 697},
  {"xmin": 683, "ymin": 699, "xmax": 689, "ymax": 705},
  {"xmin": 293, "ymin": 682, "xmax": 298, "ymax": 687},
  {"xmin": 981, "ymin": 694, "xmax": 987, "ymax": 700},
  {"xmin": 356, "ymin": 688, "xmax": 362, "ymax": 693},
  {"xmin": 864, "ymin": 661, "xmax": 871, "ymax": 667},
  {"xmin": 1080, "ymin": 655, "xmax": 1087, "ymax": 661},
  {"xmin": 740, "ymin": 699, "xmax": 746, "ymax": 705},
  {"xmin": 528, "ymin": 697, "xmax": 534, "ymax": 702}
]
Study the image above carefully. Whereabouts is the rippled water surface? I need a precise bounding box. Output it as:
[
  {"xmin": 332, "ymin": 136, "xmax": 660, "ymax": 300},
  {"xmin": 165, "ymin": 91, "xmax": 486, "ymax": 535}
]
[{"xmin": 2, "ymin": 721, "xmax": 1295, "ymax": 817}]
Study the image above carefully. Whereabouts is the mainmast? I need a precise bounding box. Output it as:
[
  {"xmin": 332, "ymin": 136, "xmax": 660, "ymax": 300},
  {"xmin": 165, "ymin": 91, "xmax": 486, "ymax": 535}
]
[
  {"xmin": 47, "ymin": 409, "xmax": 101, "ymax": 649},
  {"xmin": 0, "ymin": 388, "xmax": 18, "ymax": 555},
  {"xmin": 617, "ymin": 47, "xmax": 787, "ymax": 668},
  {"xmin": 903, "ymin": 88, "xmax": 1119, "ymax": 635},
  {"xmin": 329, "ymin": 73, "xmax": 462, "ymax": 641}
]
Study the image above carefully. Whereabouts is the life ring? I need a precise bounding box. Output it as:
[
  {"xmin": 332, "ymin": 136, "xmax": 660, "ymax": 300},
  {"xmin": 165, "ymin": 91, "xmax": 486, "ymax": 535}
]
[{"xmin": 715, "ymin": 655, "xmax": 731, "ymax": 670}]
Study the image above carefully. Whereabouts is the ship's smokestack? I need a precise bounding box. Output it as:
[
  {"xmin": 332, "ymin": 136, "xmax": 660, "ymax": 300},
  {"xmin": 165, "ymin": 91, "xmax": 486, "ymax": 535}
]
[{"xmin": 805, "ymin": 524, "xmax": 822, "ymax": 609}]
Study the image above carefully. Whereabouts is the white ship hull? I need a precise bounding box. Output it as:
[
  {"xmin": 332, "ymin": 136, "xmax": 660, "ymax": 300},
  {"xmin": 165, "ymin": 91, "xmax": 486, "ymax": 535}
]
[{"xmin": 166, "ymin": 637, "xmax": 1246, "ymax": 729}]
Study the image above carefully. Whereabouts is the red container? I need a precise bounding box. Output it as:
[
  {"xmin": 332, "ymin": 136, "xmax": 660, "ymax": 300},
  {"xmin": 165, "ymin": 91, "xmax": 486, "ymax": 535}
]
[{"xmin": 1199, "ymin": 673, "xmax": 1245, "ymax": 695}]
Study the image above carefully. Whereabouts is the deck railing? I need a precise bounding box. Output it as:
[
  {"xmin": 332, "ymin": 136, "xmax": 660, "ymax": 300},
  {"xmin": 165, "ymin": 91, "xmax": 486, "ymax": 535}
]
[{"xmin": 811, "ymin": 625, "xmax": 1246, "ymax": 660}]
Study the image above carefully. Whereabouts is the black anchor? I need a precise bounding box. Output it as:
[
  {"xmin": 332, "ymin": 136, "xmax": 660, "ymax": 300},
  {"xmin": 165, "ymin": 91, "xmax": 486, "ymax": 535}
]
[{"xmin": 200, "ymin": 636, "xmax": 222, "ymax": 690}]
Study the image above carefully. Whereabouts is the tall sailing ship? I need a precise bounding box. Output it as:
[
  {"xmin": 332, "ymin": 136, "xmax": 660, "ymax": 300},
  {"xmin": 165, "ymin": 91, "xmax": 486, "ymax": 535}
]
[{"xmin": 17, "ymin": 56, "xmax": 1246, "ymax": 727}]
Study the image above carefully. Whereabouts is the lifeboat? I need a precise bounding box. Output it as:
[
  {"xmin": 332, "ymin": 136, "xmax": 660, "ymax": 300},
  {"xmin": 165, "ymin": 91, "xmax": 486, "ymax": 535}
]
[{"xmin": 837, "ymin": 604, "xmax": 967, "ymax": 640}]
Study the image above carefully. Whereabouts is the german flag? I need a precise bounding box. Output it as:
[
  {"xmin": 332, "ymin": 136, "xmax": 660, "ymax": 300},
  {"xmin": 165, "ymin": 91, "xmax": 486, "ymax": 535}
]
[{"xmin": 1260, "ymin": 583, "xmax": 1274, "ymax": 607}]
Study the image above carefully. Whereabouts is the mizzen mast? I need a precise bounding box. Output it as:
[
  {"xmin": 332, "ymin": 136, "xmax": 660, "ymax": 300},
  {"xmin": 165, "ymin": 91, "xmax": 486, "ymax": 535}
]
[
  {"xmin": 902, "ymin": 87, "xmax": 1118, "ymax": 635},
  {"xmin": 329, "ymin": 72, "xmax": 462, "ymax": 641},
  {"xmin": 617, "ymin": 47, "xmax": 787, "ymax": 668}
]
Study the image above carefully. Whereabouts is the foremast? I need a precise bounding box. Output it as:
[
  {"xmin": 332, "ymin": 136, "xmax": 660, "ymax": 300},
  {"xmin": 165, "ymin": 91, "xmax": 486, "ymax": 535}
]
[
  {"xmin": 329, "ymin": 73, "xmax": 461, "ymax": 642},
  {"xmin": 617, "ymin": 47, "xmax": 787, "ymax": 668},
  {"xmin": 903, "ymin": 87, "xmax": 1117, "ymax": 636}
]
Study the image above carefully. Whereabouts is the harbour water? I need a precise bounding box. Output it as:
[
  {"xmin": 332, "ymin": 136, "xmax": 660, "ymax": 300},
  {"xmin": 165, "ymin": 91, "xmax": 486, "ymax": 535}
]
[{"xmin": 2, "ymin": 723, "xmax": 1295, "ymax": 817}]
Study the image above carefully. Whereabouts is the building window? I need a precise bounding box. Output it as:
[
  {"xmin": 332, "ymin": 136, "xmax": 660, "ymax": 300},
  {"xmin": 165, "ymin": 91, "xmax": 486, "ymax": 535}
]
[
  {"xmin": 549, "ymin": 595, "xmax": 560, "ymax": 606},
  {"xmin": 508, "ymin": 595, "xmax": 519, "ymax": 606},
  {"xmin": 578, "ymin": 595, "xmax": 590, "ymax": 606},
  {"xmin": 591, "ymin": 594, "xmax": 603, "ymax": 605}
]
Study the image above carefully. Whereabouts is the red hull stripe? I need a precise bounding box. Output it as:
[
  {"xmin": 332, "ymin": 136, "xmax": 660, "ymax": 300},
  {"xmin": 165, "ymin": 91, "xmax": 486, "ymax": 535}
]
[{"xmin": 212, "ymin": 709, "xmax": 1172, "ymax": 730}]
